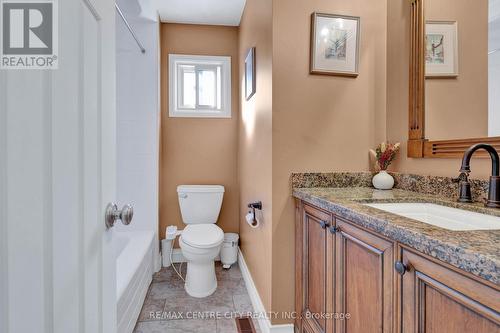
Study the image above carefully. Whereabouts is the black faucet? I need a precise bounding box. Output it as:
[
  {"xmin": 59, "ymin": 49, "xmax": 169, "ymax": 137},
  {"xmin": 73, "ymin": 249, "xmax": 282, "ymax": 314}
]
[{"xmin": 456, "ymin": 143, "xmax": 500, "ymax": 208}]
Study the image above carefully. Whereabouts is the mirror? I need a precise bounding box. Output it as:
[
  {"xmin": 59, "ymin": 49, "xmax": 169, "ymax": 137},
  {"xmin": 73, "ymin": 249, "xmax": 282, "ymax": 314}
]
[
  {"xmin": 408, "ymin": 0, "xmax": 500, "ymax": 158},
  {"xmin": 425, "ymin": 0, "xmax": 500, "ymax": 140}
]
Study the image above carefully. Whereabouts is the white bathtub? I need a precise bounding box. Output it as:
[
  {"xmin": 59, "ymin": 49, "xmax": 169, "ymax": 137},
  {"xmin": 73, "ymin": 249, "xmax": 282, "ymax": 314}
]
[{"xmin": 114, "ymin": 230, "xmax": 155, "ymax": 333}]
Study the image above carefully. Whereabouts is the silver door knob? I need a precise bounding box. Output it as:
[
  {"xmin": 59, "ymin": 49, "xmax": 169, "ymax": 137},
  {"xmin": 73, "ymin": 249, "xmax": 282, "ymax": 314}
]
[{"xmin": 105, "ymin": 203, "xmax": 134, "ymax": 229}]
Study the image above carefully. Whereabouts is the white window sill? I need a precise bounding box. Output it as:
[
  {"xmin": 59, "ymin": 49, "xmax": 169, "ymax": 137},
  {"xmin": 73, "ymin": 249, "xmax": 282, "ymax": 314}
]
[{"xmin": 169, "ymin": 109, "xmax": 232, "ymax": 119}]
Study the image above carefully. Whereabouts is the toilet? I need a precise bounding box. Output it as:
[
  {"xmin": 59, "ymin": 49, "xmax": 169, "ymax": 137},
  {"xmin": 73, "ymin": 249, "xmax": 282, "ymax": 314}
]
[{"xmin": 177, "ymin": 185, "xmax": 225, "ymax": 298}]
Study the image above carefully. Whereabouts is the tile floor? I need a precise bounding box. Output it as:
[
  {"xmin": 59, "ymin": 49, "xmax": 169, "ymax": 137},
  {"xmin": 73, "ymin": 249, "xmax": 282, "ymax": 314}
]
[{"xmin": 134, "ymin": 262, "xmax": 261, "ymax": 333}]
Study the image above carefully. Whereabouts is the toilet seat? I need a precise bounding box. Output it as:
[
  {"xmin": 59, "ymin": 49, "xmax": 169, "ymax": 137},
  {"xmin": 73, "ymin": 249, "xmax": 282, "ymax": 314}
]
[{"xmin": 181, "ymin": 224, "xmax": 224, "ymax": 249}]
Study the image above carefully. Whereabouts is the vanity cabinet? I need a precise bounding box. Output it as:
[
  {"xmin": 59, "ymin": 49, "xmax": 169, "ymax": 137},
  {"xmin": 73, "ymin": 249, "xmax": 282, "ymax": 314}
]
[
  {"xmin": 295, "ymin": 200, "xmax": 500, "ymax": 333},
  {"xmin": 295, "ymin": 202, "xmax": 395, "ymax": 333},
  {"xmin": 400, "ymin": 248, "xmax": 500, "ymax": 333}
]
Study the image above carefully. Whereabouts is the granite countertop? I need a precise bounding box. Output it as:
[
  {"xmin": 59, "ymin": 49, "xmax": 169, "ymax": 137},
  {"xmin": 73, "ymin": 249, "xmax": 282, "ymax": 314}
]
[{"xmin": 293, "ymin": 187, "xmax": 500, "ymax": 285}]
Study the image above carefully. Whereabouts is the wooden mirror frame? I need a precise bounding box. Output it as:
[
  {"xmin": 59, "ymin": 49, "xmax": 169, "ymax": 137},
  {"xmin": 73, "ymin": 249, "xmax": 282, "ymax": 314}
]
[{"xmin": 407, "ymin": 0, "xmax": 500, "ymax": 158}]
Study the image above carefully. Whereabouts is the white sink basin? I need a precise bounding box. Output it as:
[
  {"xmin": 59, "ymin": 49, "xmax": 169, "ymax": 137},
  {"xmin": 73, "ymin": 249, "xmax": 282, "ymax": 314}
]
[{"xmin": 364, "ymin": 203, "xmax": 500, "ymax": 231}]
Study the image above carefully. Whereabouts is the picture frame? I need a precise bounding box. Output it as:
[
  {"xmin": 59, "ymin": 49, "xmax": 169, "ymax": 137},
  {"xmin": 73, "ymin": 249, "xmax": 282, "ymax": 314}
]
[
  {"xmin": 310, "ymin": 12, "xmax": 360, "ymax": 77},
  {"xmin": 245, "ymin": 47, "xmax": 256, "ymax": 100},
  {"xmin": 425, "ymin": 21, "xmax": 458, "ymax": 78}
]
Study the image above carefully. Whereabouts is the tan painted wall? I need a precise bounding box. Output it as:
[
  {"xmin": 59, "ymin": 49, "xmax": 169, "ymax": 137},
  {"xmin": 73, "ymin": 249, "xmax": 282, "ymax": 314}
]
[
  {"xmin": 159, "ymin": 24, "xmax": 240, "ymax": 239},
  {"xmin": 238, "ymin": 0, "xmax": 274, "ymax": 312},
  {"xmin": 425, "ymin": 0, "xmax": 488, "ymax": 140},
  {"xmin": 271, "ymin": 0, "xmax": 388, "ymax": 324},
  {"xmin": 387, "ymin": 0, "xmax": 491, "ymax": 179}
]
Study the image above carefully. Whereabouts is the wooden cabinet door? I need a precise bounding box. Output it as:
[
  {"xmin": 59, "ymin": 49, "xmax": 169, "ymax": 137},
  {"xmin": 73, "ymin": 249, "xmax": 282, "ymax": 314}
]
[
  {"xmin": 297, "ymin": 204, "xmax": 335, "ymax": 333},
  {"xmin": 335, "ymin": 218, "xmax": 395, "ymax": 333},
  {"xmin": 401, "ymin": 248, "xmax": 500, "ymax": 333}
]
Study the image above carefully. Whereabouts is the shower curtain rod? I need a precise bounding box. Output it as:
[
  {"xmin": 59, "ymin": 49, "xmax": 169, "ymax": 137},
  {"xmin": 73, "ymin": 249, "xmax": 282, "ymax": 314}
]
[{"xmin": 115, "ymin": 3, "xmax": 146, "ymax": 54}]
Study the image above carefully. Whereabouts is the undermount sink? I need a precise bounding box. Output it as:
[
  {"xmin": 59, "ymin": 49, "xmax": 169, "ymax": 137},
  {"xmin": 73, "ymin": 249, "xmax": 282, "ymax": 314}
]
[{"xmin": 364, "ymin": 203, "xmax": 500, "ymax": 231}]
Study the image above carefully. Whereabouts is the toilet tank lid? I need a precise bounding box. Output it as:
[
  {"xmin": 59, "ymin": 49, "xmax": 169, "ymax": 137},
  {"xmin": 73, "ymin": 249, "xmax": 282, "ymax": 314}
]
[{"xmin": 177, "ymin": 185, "xmax": 225, "ymax": 193}]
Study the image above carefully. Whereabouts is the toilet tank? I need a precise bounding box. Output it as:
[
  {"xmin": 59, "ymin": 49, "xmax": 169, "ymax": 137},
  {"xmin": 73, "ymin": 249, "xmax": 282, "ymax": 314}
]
[{"xmin": 177, "ymin": 185, "xmax": 225, "ymax": 224}]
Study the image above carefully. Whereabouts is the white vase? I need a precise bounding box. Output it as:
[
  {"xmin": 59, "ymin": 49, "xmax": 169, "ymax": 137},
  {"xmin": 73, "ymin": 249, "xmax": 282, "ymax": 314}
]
[{"xmin": 372, "ymin": 171, "xmax": 394, "ymax": 190}]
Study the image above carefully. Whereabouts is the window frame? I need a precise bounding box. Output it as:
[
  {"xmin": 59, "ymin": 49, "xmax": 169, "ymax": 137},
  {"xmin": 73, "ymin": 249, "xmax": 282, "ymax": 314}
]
[{"xmin": 169, "ymin": 54, "xmax": 231, "ymax": 118}]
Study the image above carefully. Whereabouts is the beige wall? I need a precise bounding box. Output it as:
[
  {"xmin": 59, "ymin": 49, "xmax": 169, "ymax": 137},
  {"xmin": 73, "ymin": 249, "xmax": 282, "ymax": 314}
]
[
  {"xmin": 238, "ymin": 0, "xmax": 274, "ymax": 312},
  {"xmin": 425, "ymin": 0, "xmax": 488, "ymax": 140},
  {"xmin": 270, "ymin": 0, "xmax": 388, "ymax": 324},
  {"xmin": 387, "ymin": 0, "xmax": 491, "ymax": 179},
  {"xmin": 159, "ymin": 24, "xmax": 240, "ymax": 238}
]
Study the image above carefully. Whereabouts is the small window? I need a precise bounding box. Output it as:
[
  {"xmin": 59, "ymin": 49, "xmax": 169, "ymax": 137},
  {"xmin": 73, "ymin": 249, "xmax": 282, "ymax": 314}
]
[{"xmin": 169, "ymin": 54, "xmax": 231, "ymax": 118}]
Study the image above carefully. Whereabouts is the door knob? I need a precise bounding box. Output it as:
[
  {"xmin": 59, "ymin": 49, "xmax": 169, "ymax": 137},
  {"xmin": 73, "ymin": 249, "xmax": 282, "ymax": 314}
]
[
  {"xmin": 105, "ymin": 203, "xmax": 134, "ymax": 229},
  {"xmin": 319, "ymin": 221, "xmax": 329, "ymax": 229}
]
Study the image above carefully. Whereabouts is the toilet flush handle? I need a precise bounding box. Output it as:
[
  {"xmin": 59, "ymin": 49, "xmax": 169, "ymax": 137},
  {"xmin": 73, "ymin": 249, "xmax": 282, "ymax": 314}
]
[{"xmin": 179, "ymin": 193, "xmax": 188, "ymax": 199}]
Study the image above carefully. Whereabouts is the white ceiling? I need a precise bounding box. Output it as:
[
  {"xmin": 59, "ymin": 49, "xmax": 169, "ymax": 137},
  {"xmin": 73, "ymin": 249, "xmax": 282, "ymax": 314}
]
[{"xmin": 140, "ymin": 0, "xmax": 246, "ymax": 26}]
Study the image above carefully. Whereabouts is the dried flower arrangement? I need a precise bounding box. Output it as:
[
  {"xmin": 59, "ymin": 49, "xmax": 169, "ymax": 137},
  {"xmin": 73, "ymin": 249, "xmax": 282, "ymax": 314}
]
[{"xmin": 370, "ymin": 142, "xmax": 400, "ymax": 171}]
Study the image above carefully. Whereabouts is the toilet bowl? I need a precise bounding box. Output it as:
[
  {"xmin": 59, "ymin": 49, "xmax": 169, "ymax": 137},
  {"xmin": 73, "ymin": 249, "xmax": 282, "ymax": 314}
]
[
  {"xmin": 177, "ymin": 185, "xmax": 225, "ymax": 298},
  {"xmin": 179, "ymin": 224, "xmax": 224, "ymax": 297}
]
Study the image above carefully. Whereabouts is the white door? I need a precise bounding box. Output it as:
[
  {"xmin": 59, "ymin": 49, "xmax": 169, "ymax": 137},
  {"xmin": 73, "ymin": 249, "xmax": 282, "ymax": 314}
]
[{"xmin": 0, "ymin": 0, "xmax": 118, "ymax": 332}]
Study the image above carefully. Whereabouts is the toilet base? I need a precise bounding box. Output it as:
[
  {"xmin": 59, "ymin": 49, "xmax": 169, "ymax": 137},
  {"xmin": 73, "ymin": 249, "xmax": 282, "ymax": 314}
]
[{"xmin": 184, "ymin": 260, "xmax": 218, "ymax": 298}]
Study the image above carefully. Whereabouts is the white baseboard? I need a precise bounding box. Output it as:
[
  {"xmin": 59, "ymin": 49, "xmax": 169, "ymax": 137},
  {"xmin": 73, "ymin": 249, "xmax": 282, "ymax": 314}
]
[{"xmin": 237, "ymin": 249, "xmax": 294, "ymax": 333}]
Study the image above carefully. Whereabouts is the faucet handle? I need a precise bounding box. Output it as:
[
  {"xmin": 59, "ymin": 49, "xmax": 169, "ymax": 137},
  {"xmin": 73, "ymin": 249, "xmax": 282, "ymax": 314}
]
[
  {"xmin": 453, "ymin": 172, "xmax": 469, "ymax": 183},
  {"xmin": 456, "ymin": 172, "xmax": 473, "ymax": 203},
  {"xmin": 453, "ymin": 172, "xmax": 471, "ymax": 188}
]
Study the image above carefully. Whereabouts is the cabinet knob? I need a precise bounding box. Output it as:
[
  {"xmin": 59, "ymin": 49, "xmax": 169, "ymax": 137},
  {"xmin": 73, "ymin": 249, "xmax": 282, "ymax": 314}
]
[
  {"xmin": 319, "ymin": 221, "xmax": 329, "ymax": 229},
  {"xmin": 329, "ymin": 226, "xmax": 340, "ymax": 234},
  {"xmin": 395, "ymin": 261, "xmax": 409, "ymax": 276}
]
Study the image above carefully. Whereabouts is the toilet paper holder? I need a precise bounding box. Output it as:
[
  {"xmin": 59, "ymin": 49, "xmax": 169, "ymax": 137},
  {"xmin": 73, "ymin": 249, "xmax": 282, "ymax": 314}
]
[
  {"xmin": 246, "ymin": 202, "xmax": 262, "ymax": 228},
  {"xmin": 249, "ymin": 200, "xmax": 262, "ymax": 215},
  {"xmin": 248, "ymin": 201, "xmax": 262, "ymax": 211}
]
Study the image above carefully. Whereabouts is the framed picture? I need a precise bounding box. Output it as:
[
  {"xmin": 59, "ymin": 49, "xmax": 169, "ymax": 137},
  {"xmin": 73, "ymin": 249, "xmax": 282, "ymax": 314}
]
[
  {"xmin": 425, "ymin": 21, "xmax": 458, "ymax": 78},
  {"xmin": 310, "ymin": 12, "xmax": 360, "ymax": 77},
  {"xmin": 245, "ymin": 47, "xmax": 256, "ymax": 100}
]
